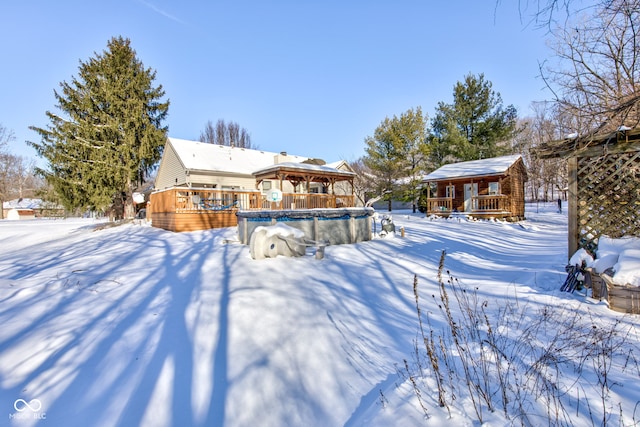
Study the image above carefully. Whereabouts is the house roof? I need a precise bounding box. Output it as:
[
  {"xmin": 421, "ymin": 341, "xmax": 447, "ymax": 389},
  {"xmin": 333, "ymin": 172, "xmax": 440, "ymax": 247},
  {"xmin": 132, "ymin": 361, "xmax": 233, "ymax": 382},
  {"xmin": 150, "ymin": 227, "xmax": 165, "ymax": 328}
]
[
  {"xmin": 167, "ymin": 137, "xmax": 308, "ymax": 175},
  {"xmin": 325, "ymin": 160, "xmax": 349, "ymax": 170},
  {"xmin": 423, "ymin": 154, "xmax": 523, "ymax": 182},
  {"xmin": 3, "ymin": 198, "xmax": 45, "ymax": 209}
]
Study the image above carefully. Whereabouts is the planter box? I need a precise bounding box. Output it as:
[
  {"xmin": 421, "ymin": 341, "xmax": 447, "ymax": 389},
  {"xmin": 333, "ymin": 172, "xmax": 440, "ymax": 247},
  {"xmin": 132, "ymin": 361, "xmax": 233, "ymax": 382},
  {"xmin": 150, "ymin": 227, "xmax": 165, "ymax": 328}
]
[{"xmin": 587, "ymin": 268, "xmax": 640, "ymax": 314}]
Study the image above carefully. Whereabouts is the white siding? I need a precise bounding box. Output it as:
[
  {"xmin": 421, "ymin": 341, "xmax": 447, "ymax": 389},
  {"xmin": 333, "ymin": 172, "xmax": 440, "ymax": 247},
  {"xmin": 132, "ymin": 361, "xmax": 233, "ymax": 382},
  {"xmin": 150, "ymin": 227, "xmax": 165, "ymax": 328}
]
[
  {"xmin": 155, "ymin": 141, "xmax": 187, "ymax": 189},
  {"xmin": 154, "ymin": 137, "xmax": 350, "ymax": 195},
  {"xmin": 188, "ymin": 173, "xmax": 256, "ymax": 190}
]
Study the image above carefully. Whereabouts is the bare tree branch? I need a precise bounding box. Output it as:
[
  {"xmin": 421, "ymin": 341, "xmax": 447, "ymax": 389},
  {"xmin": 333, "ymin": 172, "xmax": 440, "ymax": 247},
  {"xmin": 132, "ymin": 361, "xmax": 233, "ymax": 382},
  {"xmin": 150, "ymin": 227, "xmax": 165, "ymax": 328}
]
[
  {"xmin": 541, "ymin": 0, "xmax": 640, "ymax": 134},
  {"xmin": 200, "ymin": 119, "xmax": 254, "ymax": 149}
]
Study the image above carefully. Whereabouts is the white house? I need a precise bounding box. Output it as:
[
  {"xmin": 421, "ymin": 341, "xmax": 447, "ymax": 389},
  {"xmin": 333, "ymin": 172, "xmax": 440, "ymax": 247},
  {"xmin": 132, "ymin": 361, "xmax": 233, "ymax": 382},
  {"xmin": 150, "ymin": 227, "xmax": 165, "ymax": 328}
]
[
  {"xmin": 149, "ymin": 138, "xmax": 359, "ymax": 232},
  {"xmin": 2, "ymin": 198, "xmax": 64, "ymax": 220},
  {"xmin": 155, "ymin": 138, "xmax": 310, "ymax": 193},
  {"xmin": 154, "ymin": 137, "xmax": 354, "ymax": 195}
]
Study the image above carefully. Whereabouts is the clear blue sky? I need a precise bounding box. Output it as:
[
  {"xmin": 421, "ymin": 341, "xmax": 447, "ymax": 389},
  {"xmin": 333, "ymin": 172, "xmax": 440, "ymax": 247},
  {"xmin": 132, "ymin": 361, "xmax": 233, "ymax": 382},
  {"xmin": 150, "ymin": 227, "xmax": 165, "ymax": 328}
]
[{"xmin": 1, "ymin": 1, "xmax": 554, "ymax": 165}]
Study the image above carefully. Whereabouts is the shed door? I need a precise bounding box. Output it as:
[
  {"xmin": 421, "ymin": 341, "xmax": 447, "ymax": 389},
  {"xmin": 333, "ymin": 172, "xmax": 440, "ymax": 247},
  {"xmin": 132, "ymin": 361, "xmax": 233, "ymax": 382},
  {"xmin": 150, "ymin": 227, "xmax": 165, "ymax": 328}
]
[{"xmin": 464, "ymin": 183, "xmax": 478, "ymax": 212}]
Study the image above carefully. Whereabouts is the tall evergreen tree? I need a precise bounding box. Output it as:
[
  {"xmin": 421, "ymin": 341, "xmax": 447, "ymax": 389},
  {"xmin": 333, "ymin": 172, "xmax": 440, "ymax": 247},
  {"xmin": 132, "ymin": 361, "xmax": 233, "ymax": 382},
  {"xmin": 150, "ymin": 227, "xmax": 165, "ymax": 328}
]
[
  {"xmin": 29, "ymin": 36, "xmax": 169, "ymax": 218},
  {"xmin": 430, "ymin": 73, "xmax": 518, "ymax": 164},
  {"xmin": 363, "ymin": 107, "xmax": 430, "ymax": 211}
]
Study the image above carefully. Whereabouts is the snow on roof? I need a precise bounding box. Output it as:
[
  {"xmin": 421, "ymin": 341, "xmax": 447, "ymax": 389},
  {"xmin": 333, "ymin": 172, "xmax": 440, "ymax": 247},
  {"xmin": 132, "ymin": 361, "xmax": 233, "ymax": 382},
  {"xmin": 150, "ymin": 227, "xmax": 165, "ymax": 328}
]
[
  {"xmin": 423, "ymin": 154, "xmax": 523, "ymax": 182},
  {"xmin": 253, "ymin": 161, "xmax": 355, "ymax": 176},
  {"xmin": 325, "ymin": 160, "xmax": 347, "ymax": 169},
  {"xmin": 2, "ymin": 198, "xmax": 43, "ymax": 209},
  {"xmin": 168, "ymin": 137, "xmax": 308, "ymax": 175}
]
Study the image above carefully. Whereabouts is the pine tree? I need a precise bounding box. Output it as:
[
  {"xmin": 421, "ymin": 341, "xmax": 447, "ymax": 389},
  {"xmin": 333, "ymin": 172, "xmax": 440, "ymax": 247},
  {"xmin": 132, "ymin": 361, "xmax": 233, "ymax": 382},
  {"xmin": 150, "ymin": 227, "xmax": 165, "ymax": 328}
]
[
  {"xmin": 431, "ymin": 73, "xmax": 517, "ymax": 164},
  {"xmin": 29, "ymin": 36, "xmax": 169, "ymax": 219},
  {"xmin": 393, "ymin": 107, "xmax": 430, "ymax": 212},
  {"xmin": 363, "ymin": 107, "xmax": 430, "ymax": 211},
  {"xmin": 364, "ymin": 117, "xmax": 404, "ymax": 211}
]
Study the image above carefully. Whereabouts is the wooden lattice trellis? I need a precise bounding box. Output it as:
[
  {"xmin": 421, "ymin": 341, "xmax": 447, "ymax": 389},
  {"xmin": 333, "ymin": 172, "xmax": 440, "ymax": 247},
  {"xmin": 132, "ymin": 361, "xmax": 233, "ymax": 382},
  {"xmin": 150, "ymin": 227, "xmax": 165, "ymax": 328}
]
[
  {"xmin": 535, "ymin": 127, "xmax": 640, "ymax": 258},
  {"xmin": 574, "ymin": 150, "xmax": 640, "ymax": 253}
]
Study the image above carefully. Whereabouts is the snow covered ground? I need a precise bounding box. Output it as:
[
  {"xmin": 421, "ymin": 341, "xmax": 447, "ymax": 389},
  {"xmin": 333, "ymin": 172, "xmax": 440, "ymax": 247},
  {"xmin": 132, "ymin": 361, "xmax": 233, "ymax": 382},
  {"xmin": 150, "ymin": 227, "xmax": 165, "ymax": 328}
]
[{"xmin": 1, "ymin": 203, "xmax": 639, "ymax": 427}]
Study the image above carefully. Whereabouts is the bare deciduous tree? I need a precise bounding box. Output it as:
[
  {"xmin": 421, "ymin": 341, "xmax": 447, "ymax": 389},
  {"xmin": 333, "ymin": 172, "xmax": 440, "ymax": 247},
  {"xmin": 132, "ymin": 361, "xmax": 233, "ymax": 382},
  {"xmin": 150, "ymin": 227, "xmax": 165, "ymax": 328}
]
[
  {"xmin": 0, "ymin": 125, "xmax": 11, "ymax": 151},
  {"xmin": 514, "ymin": 103, "xmax": 568, "ymax": 201},
  {"xmin": 0, "ymin": 125, "xmax": 18, "ymax": 219},
  {"xmin": 511, "ymin": 0, "xmax": 608, "ymax": 28},
  {"xmin": 200, "ymin": 120, "xmax": 216, "ymax": 144},
  {"xmin": 215, "ymin": 120, "xmax": 226, "ymax": 146},
  {"xmin": 199, "ymin": 119, "xmax": 254, "ymax": 148},
  {"xmin": 541, "ymin": 0, "xmax": 640, "ymax": 134},
  {"xmin": 0, "ymin": 124, "xmax": 42, "ymax": 219},
  {"xmin": 348, "ymin": 157, "xmax": 377, "ymax": 207}
]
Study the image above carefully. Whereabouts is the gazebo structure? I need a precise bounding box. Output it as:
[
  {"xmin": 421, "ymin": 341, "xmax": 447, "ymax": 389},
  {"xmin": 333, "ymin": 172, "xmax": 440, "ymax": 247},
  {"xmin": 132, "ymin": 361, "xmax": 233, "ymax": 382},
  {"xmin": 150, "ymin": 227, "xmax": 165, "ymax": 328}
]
[
  {"xmin": 252, "ymin": 162, "xmax": 356, "ymax": 210},
  {"xmin": 535, "ymin": 126, "xmax": 640, "ymax": 257}
]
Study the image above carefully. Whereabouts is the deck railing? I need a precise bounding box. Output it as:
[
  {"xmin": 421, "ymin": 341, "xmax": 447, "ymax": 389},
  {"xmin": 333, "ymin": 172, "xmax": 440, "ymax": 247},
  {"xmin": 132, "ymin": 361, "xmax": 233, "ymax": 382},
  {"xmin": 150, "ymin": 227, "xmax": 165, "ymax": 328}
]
[
  {"xmin": 426, "ymin": 195, "xmax": 509, "ymax": 214},
  {"xmin": 427, "ymin": 197, "xmax": 453, "ymax": 213},
  {"xmin": 474, "ymin": 195, "xmax": 508, "ymax": 212},
  {"xmin": 152, "ymin": 187, "xmax": 355, "ymax": 213},
  {"xmin": 251, "ymin": 193, "xmax": 355, "ymax": 210}
]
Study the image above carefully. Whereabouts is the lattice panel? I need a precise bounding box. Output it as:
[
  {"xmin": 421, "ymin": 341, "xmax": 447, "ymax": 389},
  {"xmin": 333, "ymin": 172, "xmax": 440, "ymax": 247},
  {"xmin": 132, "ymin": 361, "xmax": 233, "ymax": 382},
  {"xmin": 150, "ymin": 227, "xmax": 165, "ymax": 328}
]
[{"xmin": 576, "ymin": 151, "xmax": 640, "ymax": 252}]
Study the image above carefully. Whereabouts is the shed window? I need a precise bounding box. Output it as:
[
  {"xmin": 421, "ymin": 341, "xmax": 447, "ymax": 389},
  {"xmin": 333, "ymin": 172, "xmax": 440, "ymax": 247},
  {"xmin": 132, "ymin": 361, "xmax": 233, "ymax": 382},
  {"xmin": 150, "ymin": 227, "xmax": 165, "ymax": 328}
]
[
  {"xmin": 488, "ymin": 182, "xmax": 500, "ymax": 195},
  {"xmin": 445, "ymin": 185, "xmax": 455, "ymax": 198}
]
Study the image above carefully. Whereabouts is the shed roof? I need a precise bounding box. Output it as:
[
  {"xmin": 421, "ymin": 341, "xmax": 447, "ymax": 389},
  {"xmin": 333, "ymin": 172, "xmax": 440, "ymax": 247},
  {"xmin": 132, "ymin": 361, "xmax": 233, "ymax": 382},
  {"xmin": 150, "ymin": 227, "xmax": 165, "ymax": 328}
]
[
  {"xmin": 423, "ymin": 154, "xmax": 523, "ymax": 182},
  {"xmin": 167, "ymin": 137, "xmax": 308, "ymax": 175}
]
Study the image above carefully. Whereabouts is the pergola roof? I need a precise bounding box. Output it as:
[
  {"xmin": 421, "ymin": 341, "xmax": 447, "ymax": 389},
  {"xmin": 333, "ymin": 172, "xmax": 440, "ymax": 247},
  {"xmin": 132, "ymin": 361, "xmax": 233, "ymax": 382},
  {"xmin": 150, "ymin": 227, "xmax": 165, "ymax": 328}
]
[
  {"xmin": 534, "ymin": 126, "xmax": 640, "ymax": 159},
  {"xmin": 252, "ymin": 162, "xmax": 355, "ymax": 185}
]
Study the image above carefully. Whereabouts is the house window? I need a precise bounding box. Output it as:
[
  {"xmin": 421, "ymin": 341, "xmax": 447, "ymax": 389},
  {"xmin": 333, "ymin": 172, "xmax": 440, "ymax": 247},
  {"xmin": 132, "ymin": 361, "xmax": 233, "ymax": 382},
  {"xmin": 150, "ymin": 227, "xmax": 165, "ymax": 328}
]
[
  {"xmin": 428, "ymin": 183, "xmax": 437, "ymax": 198},
  {"xmin": 262, "ymin": 181, "xmax": 272, "ymax": 191},
  {"xmin": 488, "ymin": 182, "xmax": 500, "ymax": 195},
  {"xmin": 445, "ymin": 185, "xmax": 455, "ymax": 198}
]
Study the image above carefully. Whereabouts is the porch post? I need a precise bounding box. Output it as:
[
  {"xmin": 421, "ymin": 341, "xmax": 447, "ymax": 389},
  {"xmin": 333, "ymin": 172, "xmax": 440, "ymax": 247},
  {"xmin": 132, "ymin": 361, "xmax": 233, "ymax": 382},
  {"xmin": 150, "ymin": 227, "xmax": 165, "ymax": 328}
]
[{"xmin": 567, "ymin": 156, "xmax": 579, "ymax": 260}]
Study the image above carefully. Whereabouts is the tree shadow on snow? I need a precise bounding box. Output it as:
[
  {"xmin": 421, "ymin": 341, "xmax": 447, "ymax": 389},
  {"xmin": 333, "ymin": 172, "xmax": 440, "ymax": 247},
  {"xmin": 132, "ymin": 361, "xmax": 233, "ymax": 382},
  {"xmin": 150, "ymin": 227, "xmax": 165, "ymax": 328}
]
[{"xmin": 0, "ymin": 225, "xmax": 238, "ymax": 427}]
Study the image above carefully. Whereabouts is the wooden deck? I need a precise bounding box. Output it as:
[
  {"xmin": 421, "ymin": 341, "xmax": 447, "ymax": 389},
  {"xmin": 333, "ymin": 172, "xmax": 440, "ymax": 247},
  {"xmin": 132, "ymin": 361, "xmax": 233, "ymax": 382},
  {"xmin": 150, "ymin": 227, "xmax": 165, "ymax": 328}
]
[{"xmin": 149, "ymin": 187, "xmax": 356, "ymax": 232}]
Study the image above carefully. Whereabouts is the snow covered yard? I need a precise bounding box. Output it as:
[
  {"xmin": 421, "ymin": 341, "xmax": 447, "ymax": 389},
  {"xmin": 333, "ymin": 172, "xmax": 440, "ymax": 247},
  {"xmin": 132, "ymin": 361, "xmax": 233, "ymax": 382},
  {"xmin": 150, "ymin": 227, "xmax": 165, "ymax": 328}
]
[{"xmin": 1, "ymin": 204, "xmax": 639, "ymax": 427}]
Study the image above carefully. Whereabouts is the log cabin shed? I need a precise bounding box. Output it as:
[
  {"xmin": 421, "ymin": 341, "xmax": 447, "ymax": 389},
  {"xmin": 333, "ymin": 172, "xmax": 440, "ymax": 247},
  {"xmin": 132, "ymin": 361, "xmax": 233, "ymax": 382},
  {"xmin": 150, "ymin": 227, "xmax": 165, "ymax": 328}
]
[
  {"xmin": 535, "ymin": 126, "xmax": 640, "ymax": 258},
  {"xmin": 422, "ymin": 154, "xmax": 528, "ymax": 221}
]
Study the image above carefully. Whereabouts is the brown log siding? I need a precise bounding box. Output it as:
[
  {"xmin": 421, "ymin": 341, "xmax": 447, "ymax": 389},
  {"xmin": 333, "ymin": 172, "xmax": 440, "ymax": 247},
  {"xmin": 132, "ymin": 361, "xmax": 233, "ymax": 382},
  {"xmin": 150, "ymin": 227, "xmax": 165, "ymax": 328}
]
[{"xmin": 426, "ymin": 160, "xmax": 527, "ymax": 221}]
